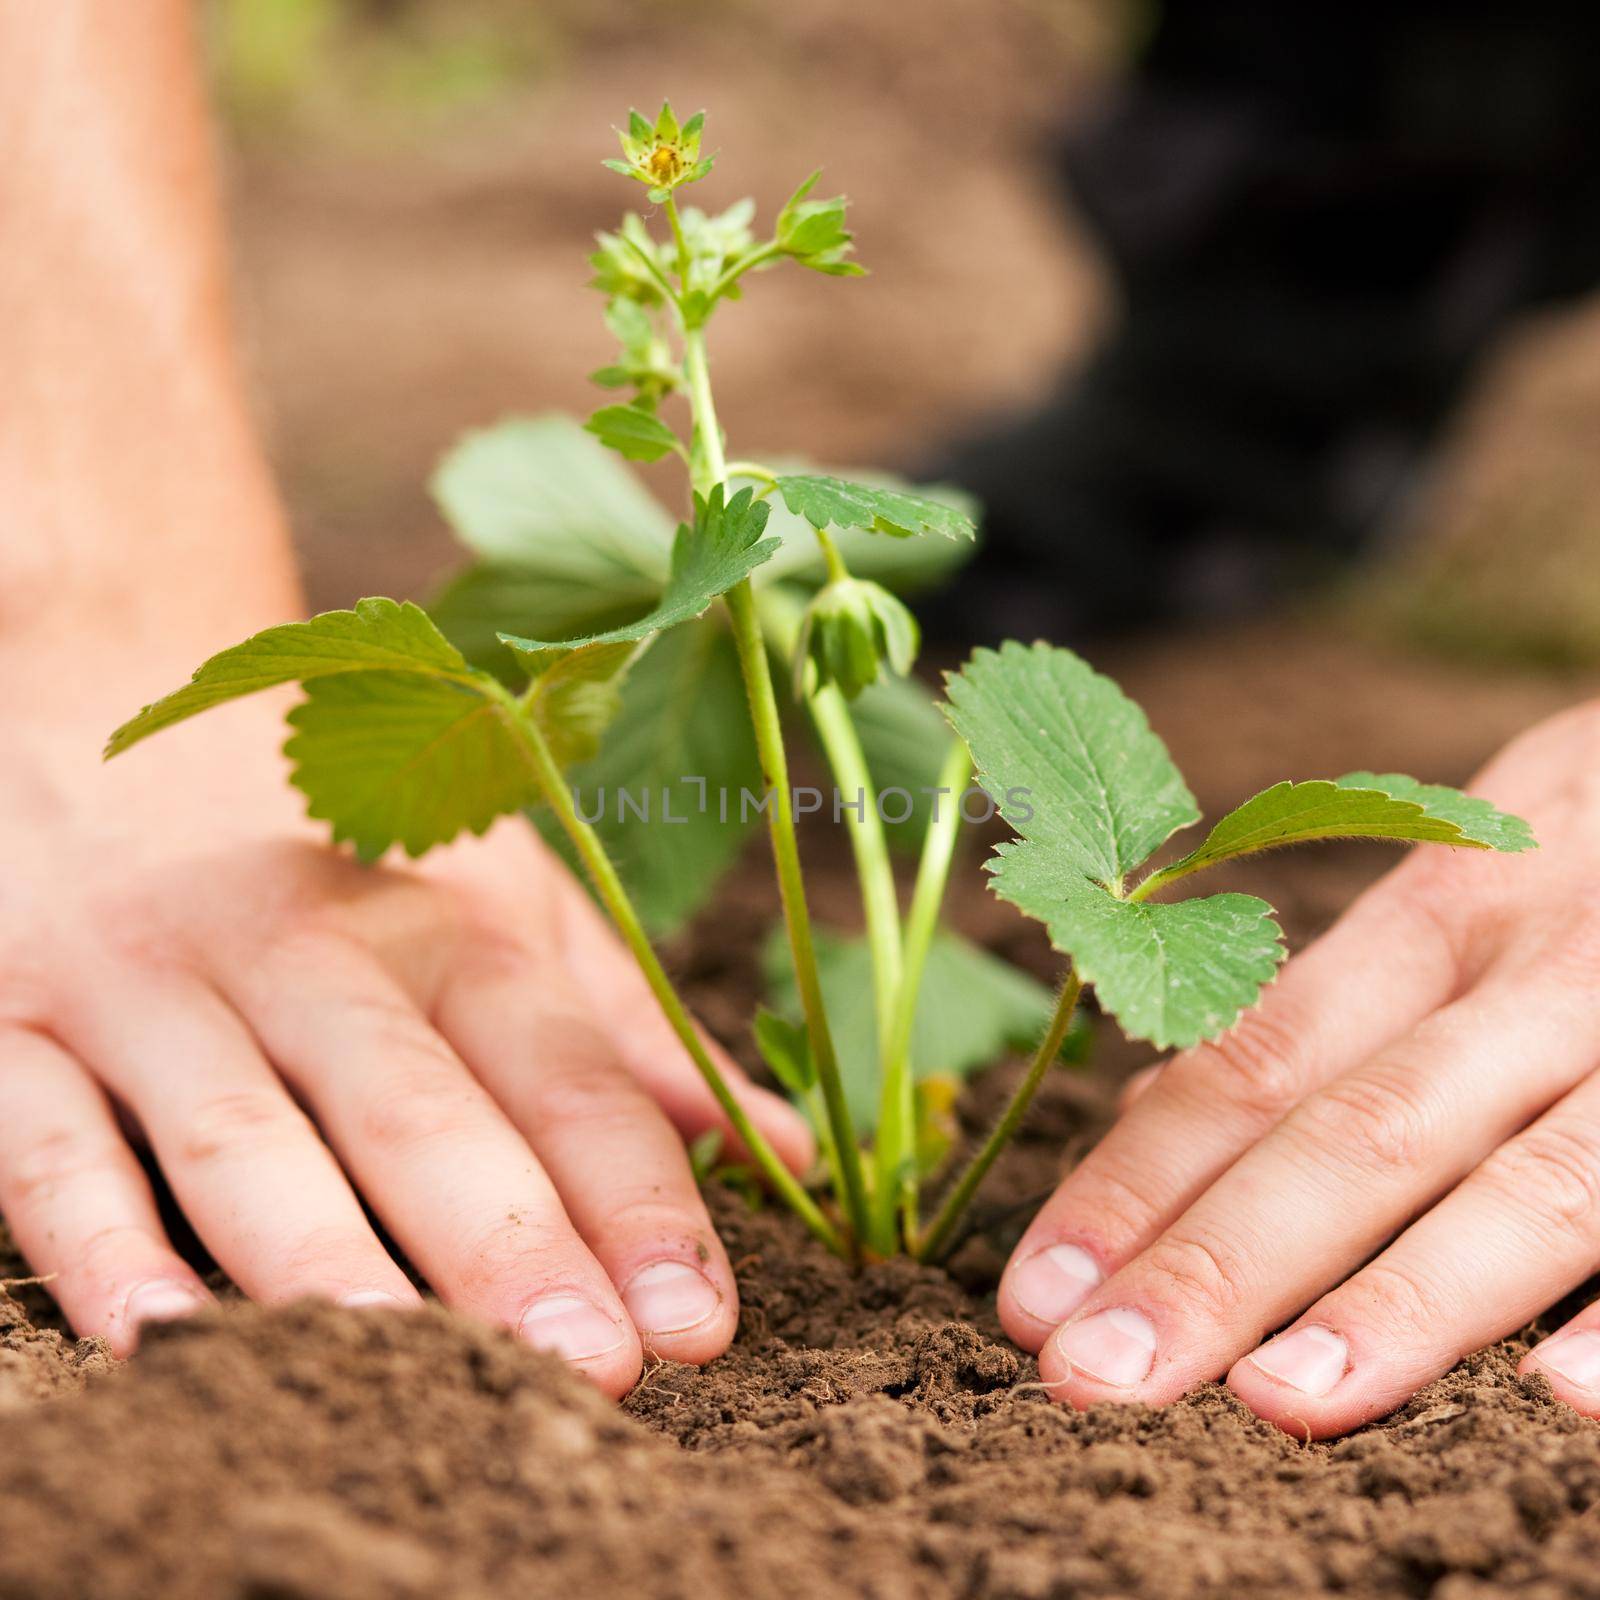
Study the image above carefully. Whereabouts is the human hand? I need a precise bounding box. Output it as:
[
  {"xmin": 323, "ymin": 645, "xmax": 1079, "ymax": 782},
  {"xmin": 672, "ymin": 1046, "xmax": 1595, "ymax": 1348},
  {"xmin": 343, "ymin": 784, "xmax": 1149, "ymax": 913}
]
[
  {"xmin": 998, "ymin": 701, "xmax": 1600, "ymax": 1436},
  {"xmin": 0, "ymin": 678, "xmax": 811, "ymax": 1396}
]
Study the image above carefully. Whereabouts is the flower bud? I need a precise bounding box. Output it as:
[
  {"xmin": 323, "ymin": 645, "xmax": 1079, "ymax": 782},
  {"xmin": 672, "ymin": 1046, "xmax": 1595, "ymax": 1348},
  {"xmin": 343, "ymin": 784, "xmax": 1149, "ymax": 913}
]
[{"xmin": 794, "ymin": 578, "xmax": 919, "ymax": 700}]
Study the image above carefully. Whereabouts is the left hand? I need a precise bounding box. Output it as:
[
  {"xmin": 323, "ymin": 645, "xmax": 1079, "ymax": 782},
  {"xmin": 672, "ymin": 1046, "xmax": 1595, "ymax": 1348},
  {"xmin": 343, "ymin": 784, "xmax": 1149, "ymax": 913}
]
[{"xmin": 998, "ymin": 700, "xmax": 1600, "ymax": 1437}]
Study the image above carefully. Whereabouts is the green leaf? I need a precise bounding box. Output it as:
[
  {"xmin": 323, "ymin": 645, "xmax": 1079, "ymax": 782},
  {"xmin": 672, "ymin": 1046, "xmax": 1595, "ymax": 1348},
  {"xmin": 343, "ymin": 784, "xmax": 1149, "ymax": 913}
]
[
  {"xmin": 589, "ymin": 213, "xmax": 672, "ymax": 305},
  {"xmin": 584, "ymin": 403, "xmax": 683, "ymax": 463},
  {"xmin": 499, "ymin": 485, "xmax": 779, "ymax": 654},
  {"xmin": 754, "ymin": 1009, "xmax": 815, "ymax": 1095},
  {"xmin": 106, "ymin": 599, "xmax": 545, "ymax": 863},
  {"xmin": 430, "ymin": 413, "xmax": 672, "ymax": 607},
  {"xmin": 764, "ymin": 928, "xmax": 1067, "ymax": 1129},
  {"xmin": 428, "ymin": 565, "xmax": 659, "ymax": 688},
  {"xmin": 991, "ymin": 843, "xmax": 1286, "ymax": 1050},
  {"xmin": 687, "ymin": 1127, "xmax": 725, "ymax": 1184},
  {"xmin": 776, "ymin": 474, "xmax": 976, "ymax": 543},
  {"xmin": 538, "ymin": 621, "xmax": 762, "ymax": 933},
  {"xmin": 1337, "ymin": 772, "xmax": 1537, "ymax": 853},
  {"xmin": 509, "ymin": 639, "xmax": 638, "ymax": 770},
  {"xmin": 285, "ymin": 672, "xmax": 536, "ymax": 862},
  {"xmin": 745, "ymin": 468, "xmax": 978, "ymax": 592},
  {"xmin": 1156, "ymin": 776, "xmax": 1536, "ymax": 883},
  {"xmin": 106, "ymin": 597, "xmax": 477, "ymax": 756},
  {"xmin": 593, "ymin": 297, "xmax": 679, "ymax": 403},
  {"xmin": 943, "ymin": 641, "xmax": 1199, "ymax": 885}
]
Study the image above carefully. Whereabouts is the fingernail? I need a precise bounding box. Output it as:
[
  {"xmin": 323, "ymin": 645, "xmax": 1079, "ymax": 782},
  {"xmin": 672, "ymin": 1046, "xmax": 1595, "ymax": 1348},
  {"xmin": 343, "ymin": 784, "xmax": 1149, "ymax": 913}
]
[
  {"xmin": 338, "ymin": 1290, "xmax": 409, "ymax": 1311},
  {"xmin": 1532, "ymin": 1329, "xmax": 1600, "ymax": 1390},
  {"xmin": 1053, "ymin": 1306, "xmax": 1157, "ymax": 1387},
  {"xmin": 517, "ymin": 1294, "xmax": 626, "ymax": 1363},
  {"xmin": 1248, "ymin": 1325, "xmax": 1348, "ymax": 1397},
  {"xmin": 622, "ymin": 1260, "xmax": 722, "ymax": 1336},
  {"xmin": 125, "ymin": 1281, "xmax": 207, "ymax": 1331},
  {"xmin": 1008, "ymin": 1243, "xmax": 1103, "ymax": 1325}
]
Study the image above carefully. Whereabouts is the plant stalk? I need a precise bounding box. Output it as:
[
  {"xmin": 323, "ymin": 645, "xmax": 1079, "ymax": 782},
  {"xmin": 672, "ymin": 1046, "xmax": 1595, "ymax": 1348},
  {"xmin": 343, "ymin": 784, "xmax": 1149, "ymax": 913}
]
[
  {"xmin": 502, "ymin": 694, "xmax": 844, "ymax": 1255},
  {"xmin": 915, "ymin": 965, "xmax": 1083, "ymax": 1263},
  {"xmin": 758, "ymin": 586, "xmax": 905, "ymax": 1169},
  {"xmin": 678, "ymin": 296, "xmax": 871, "ymax": 1247},
  {"xmin": 875, "ymin": 738, "xmax": 970, "ymax": 1250}
]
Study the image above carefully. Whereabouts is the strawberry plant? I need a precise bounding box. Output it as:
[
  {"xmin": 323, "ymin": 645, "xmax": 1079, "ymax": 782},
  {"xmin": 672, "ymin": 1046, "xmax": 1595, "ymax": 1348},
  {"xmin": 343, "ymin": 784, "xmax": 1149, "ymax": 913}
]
[{"xmin": 106, "ymin": 105, "xmax": 1535, "ymax": 1263}]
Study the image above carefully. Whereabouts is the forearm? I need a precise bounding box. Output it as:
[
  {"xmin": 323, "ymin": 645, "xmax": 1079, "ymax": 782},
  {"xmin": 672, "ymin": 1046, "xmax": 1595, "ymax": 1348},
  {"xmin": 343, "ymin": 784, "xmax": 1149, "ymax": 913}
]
[{"xmin": 0, "ymin": 0, "xmax": 301, "ymax": 692}]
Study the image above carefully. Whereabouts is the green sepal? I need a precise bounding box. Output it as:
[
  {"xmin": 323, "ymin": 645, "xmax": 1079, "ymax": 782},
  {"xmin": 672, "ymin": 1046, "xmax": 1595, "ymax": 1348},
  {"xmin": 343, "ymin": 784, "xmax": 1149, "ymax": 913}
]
[
  {"xmin": 794, "ymin": 577, "xmax": 919, "ymax": 700},
  {"xmin": 775, "ymin": 169, "xmax": 863, "ymax": 275}
]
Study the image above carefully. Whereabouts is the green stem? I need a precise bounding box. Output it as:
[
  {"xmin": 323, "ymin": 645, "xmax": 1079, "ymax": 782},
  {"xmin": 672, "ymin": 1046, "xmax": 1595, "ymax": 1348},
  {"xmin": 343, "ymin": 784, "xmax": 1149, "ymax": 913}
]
[
  {"xmin": 502, "ymin": 694, "xmax": 844, "ymax": 1256},
  {"xmin": 760, "ymin": 588, "xmax": 903, "ymax": 1130},
  {"xmin": 915, "ymin": 966, "xmax": 1083, "ymax": 1263},
  {"xmin": 809, "ymin": 687, "xmax": 902, "ymax": 1049},
  {"xmin": 680, "ymin": 315, "xmax": 871, "ymax": 1248},
  {"xmin": 705, "ymin": 240, "xmax": 781, "ymax": 303},
  {"xmin": 877, "ymin": 739, "xmax": 970, "ymax": 1249},
  {"xmin": 663, "ymin": 195, "xmax": 692, "ymax": 284},
  {"xmin": 724, "ymin": 460, "xmax": 779, "ymax": 490},
  {"xmin": 723, "ymin": 584, "xmax": 871, "ymax": 1244},
  {"xmin": 814, "ymin": 524, "xmax": 851, "ymax": 586}
]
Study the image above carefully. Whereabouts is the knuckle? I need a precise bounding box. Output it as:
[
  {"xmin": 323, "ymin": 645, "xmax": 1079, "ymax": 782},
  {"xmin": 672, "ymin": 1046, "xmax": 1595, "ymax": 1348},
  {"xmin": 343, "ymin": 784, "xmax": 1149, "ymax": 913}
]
[
  {"xmin": 1170, "ymin": 1006, "xmax": 1307, "ymax": 1125},
  {"xmin": 356, "ymin": 1056, "xmax": 487, "ymax": 1157},
  {"xmin": 1346, "ymin": 1260, "xmax": 1444, "ymax": 1342},
  {"xmin": 76, "ymin": 1221, "xmax": 169, "ymax": 1281},
  {"xmin": 447, "ymin": 924, "xmax": 540, "ymax": 990},
  {"xmin": 457, "ymin": 1213, "xmax": 585, "ymax": 1304},
  {"xmin": 588, "ymin": 1192, "xmax": 704, "ymax": 1243},
  {"xmin": 177, "ymin": 1088, "xmax": 311, "ymax": 1168},
  {"xmin": 262, "ymin": 924, "xmax": 372, "ymax": 977},
  {"xmin": 1383, "ymin": 873, "xmax": 1473, "ymax": 974},
  {"xmin": 1073, "ymin": 1158, "xmax": 1166, "ymax": 1245},
  {"xmin": 272, "ymin": 1221, "xmax": 386, "ymax": 1288},
  {"xmin": 532, "ymin": 1054, "xmax": 651, "ymax": 1132},
  {"xmin": 3, "ymin": 1124, "xmax": 127, "ymax": 1212},
  {"xmin": 1529, "ymin": 905, "xmax": 1600, "ymax": 994},
  {"xmin": 1479, "ymin": 1121, "xmax": 1600, "ymax": 1235},
  {"xmin": 1146, "ymin": 1228, "xmax": 1254, "ymax": 1325},
  {"xmin": 1293, "ymin": 1067, "xmax": 1436, "ymax": 1176}
]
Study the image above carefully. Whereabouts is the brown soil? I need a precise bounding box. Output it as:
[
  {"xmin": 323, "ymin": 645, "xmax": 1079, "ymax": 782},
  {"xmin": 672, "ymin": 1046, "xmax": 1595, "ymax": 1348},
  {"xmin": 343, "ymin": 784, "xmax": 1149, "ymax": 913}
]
[
  {"xmin": 4, "ymin": 1184, "xmax": 1600, "ymax": 1600},
  {"xmin": 4, "ymin": 626, "xmax": 1600, "ymax": 1600}
]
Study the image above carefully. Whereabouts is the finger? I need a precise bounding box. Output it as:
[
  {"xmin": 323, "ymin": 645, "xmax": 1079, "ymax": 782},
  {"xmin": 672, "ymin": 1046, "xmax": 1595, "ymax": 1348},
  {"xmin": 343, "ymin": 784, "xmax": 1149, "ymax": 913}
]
[
  {"xmin": 0, "ymin": 1025, "xmax": 212, "ymax": 1356},
  {"xmin": 550, "ymin": 865, "xmax": 816, "ymax": 1173},
  {"xmin": 58, "ymin": 969, "xmax": 422, "ymax": 1314},
  {"xmin": 1233, "ymin": 1052, "xmax": 1600, "ymax": 1436},
  {"xmin": 226, "ymin": 931, "xmax": 643, "ymax": 1397},
  {"xmin": 1117, "ymin": 1064, "xmax": 1162, "ymax": 1115},
  {"xmin": 1000, "ymin": 880, "xmax": 1463, "ymax": 1346},
  {"xmin": 437, "ymin": 948, "xmax": 737, "ymax": 1363},
  {"xmin": 1037, "ymin": 966, "xmax": 1600, "ymax": 1413}
]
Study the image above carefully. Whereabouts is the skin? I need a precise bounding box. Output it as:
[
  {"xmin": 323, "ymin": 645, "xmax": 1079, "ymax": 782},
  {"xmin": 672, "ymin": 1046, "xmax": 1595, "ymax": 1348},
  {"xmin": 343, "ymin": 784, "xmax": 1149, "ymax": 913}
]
[
  {"xmin": 0, "ymin": 0, "xmax": 811, "ymax": 1396},
  {"xmin": 1000, "ymin": 702, "xmax": 1600, "ymax": 1436}
]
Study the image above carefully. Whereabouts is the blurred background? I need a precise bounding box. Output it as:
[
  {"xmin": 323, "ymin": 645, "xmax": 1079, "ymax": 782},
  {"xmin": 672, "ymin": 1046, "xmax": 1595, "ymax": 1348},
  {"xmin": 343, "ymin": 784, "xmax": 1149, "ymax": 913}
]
[{"xmin": 208, "ymin": 0, "xmax": 1600, "ymax": 677}]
